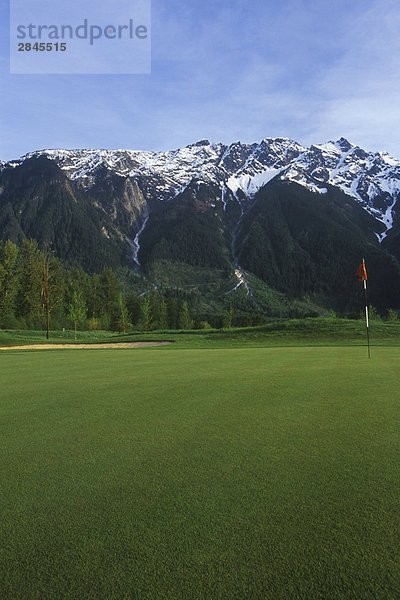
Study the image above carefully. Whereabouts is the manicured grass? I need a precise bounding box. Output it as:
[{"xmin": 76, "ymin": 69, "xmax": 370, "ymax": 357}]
[
  {"xmin": 0, "ymin": 328, "xmax": 121, "ymax": 346},
  {"xmin": 2, "ymin": 317, "xmax": 400, "ymax": 349},
  {"xmin": 0, "ymin": 345, "xmax": 399, "ymax": 598}
]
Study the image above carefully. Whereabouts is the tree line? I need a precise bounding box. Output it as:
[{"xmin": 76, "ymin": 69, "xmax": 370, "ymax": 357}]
[{"xmin": 0, "ymin": 239, "xmax": 209, "ymax": 334}]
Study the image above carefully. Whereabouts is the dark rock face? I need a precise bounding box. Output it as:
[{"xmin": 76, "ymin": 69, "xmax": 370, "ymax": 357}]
[{"xmin": 2, "ymin": 137, "xmax": 400, "ymax": 308}]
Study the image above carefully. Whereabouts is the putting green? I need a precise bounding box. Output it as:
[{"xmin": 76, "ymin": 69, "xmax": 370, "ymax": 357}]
[{"xmin": 0, "ymin": 345, "xmax": 399, "ymax": 598}]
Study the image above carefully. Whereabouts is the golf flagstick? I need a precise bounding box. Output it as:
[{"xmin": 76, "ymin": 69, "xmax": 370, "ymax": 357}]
[
  {"xmin": 363, "ymin": 279, "xmax": 371, "ymax": 358},
  {"xmin": 357, "ymin": 258, "xmax": 370, "ymax": 358}
]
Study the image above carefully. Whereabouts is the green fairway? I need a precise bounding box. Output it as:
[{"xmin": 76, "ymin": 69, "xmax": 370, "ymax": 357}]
[
  {"xmin": 2, "ymin": 317, "xmax": 400, "ymax": 350},
  {"xmin": 0, "ymin": 345, "xmax": 399, "ymax": 598}
]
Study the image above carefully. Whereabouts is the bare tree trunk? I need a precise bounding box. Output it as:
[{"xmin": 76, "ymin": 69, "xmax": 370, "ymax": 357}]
[{"xmin": 46, "ymin": 307, "xmax": 50, "ymax": 340}]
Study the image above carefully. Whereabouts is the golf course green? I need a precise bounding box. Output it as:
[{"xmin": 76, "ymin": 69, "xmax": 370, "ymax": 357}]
[{"xmin": 0, "ymin": 339, "xmax": 399, "ymax": 598}]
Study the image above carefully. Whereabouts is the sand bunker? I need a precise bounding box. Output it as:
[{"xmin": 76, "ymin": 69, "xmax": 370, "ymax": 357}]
[{"xmin": 0, "ymin": 341, "xmax": 172, "ymax": 351}]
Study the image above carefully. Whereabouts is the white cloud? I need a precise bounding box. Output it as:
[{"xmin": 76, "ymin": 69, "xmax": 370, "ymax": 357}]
[
  {"xmin": 2, "ymin": 0, "xmax": 400, "ymax": 159},
  {"xmin": 304, "ymin": 0, "xmax": 400, "ymax": 154}
]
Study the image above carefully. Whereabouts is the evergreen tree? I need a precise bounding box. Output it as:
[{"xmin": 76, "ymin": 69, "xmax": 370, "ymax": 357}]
[
  {"xmin": 158, "ymin": 298, "xmax": 169, "ymax": 329},
  {"xmin": 113, "ymin": 293, "xmax": 131, "ymax": 333},
  {"xmin": 222, "ymin": 305, "xmax": 235, "ymax": 328},
  {"xmin": 99, "ymin": 268, "xmax": 120, "ymax": 318},
  {"xmin": 149, "ymin": 292, "xmax": 169, "ymax": 330},
  {"xmin": 126, "ymin": 292, "xmax": 140, "ymax": 328},
  {"xmin": 0, "ymin": 241, "xmax": 19, "ymax": 326},
  {"xmin": 87, "ymin": 273, "xmax": 102, "ymax": 321},
  {"xmin": 139, "ymin": 296, "xmax": 152, "ymax": 331},
  {"xmin": 16, "ymin": 239, "xmax": 44, "ymax": 325},
  {"xmin": 178, "ymin": 300, "xmax": 193, "ymax": 330},
  {"xmin": 167, "ymin": 297, "xmax": 178, "ymax": 329}
]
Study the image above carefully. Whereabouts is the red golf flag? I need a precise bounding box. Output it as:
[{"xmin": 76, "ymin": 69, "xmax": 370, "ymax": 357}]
[{"xmin": 356, "ymin": 258, "xmax": 368, "ymax": 282}]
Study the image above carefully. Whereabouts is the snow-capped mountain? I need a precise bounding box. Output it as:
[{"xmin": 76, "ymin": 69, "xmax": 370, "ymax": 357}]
[
  {"xmin": 2, "ymin": 137, "xmax": 400, "ymax": 311},
  {"xmin": 282, "ymin": 138, "xmax": 400, "ymax": 237},
  {"xmin": 14, "ymin": 136, "xmax": 400, "ymax": 239}
]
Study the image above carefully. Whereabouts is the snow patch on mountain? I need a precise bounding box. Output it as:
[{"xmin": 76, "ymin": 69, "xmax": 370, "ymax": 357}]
[
  {"xmin": 276, "ymin": 138, "xmax": 400, "ymax": 233},
  {"xmin": 227, "ymin": 167, "xmax": 283, "ymax": 197},
  {"xmin": 14, "ymin": 136, "xmax": 400, "ymax": 239}
]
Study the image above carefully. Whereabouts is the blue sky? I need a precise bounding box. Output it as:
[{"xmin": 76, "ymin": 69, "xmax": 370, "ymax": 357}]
[{"xmin": 1, "ymin": 0, "xmax": 400, "ymax": 160}]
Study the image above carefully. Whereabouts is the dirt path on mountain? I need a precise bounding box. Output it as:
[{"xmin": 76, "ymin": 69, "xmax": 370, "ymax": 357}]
[{"xmin": 0, "ymin": 342, "xmax": 172, "ymax": 351}]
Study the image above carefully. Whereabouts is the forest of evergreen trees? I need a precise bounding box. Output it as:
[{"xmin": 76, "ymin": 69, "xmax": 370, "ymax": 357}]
[{"xmin": 0, "ymin": 239, "xmax": 223, "ymax": 333}]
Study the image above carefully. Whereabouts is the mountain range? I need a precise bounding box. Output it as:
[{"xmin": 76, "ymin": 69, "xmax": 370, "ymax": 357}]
[{"xmin": 1, "ymin": 137, "xmax": 400, "ymax": 314}]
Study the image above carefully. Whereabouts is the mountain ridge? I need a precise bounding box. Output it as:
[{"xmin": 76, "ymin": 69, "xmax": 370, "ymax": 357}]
[
  {"xmin": 5, "ymin": 136, "xmax": 400, "ymax": 240},
  {"xmin": 1, "ymin": 136, "xmax": 400, "ymax": 313}
]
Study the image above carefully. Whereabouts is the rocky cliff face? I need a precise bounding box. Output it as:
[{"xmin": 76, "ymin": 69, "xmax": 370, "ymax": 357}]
[{"xmin": 1, "ymin": 137, "xmax": 400, "ymax": 309}]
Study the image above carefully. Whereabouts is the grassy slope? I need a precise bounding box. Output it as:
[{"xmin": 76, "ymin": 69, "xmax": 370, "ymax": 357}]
[
  {"xmin": 1, "ymin": 317, "xmax": 400, "ymax": 348},
  {"xmin": 0, "ymin": 345, "xmax": 399, "ymax": 598}
]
